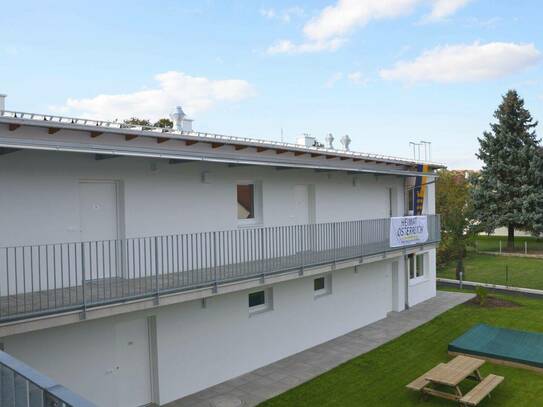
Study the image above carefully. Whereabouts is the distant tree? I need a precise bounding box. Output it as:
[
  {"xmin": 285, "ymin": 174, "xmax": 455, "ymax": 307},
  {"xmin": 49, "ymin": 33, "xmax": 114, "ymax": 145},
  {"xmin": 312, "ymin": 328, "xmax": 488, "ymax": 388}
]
[
  {"xmin": 123, "ymin": 117, "xmax": 152, "ymax": 127},
  {"xmin": 436, "ymin": 170, "xmax": 477, "ymax": 279},
  {"xmin": 154, "ymin": 118, "xmax": 173, "ymax": 128},
  {"xmin": 471, "ymin": 90, "xmax": 543, "ymax": 249}
]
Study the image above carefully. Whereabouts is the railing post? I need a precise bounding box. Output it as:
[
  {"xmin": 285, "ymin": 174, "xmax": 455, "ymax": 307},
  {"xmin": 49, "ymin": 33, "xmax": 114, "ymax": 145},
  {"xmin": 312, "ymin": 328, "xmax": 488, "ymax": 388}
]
[
  {"xmin": 333, "ymin": 222, "xmax": 337, "ymax": 269},
  {"xmin": 260, "ymin": 228, "xmax": 265, "ymax": 280},
  {"xmin": 213, "ymin": 231, "xmax": 218, "ymax": 290},
  {"xmin": 299, "ymin": 225, "xmax": 304, "ymax": 276},
  {"xmin": 154, "ymin": 236, "xmax": 159, "ymax": 305},
  {"xmin": 80, "ymin": 242, "xmax": 86, "ymax": 320}
]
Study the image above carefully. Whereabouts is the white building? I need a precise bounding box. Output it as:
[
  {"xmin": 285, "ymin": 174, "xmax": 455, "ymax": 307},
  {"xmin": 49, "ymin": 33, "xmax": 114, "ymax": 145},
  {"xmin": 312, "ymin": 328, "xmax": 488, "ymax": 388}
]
[{"xmin": 0, "ymin": 96, "xmax": 441, "ymax": 406}]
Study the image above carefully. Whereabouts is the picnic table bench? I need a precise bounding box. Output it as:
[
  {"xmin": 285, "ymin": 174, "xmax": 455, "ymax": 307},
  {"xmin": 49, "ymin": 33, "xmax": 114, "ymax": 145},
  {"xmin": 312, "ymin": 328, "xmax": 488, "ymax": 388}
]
[{"xmin": 406, "ymin": 355, "xmax": 504, "ymax": 405}]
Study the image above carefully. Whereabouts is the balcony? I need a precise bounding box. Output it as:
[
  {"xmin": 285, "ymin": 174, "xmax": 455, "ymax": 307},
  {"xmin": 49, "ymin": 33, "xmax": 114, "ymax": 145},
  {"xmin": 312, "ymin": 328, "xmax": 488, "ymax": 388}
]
[{"xmin": 0, "ymin": 216, "xmax": 440, "ymax": 323}]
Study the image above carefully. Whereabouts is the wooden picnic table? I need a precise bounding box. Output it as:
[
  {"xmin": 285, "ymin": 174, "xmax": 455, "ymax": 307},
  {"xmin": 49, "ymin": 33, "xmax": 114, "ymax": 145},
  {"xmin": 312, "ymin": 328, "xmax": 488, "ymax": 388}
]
[{"xmin": 422, "ymin": 355, "xmax": 485, "ymax": 401}]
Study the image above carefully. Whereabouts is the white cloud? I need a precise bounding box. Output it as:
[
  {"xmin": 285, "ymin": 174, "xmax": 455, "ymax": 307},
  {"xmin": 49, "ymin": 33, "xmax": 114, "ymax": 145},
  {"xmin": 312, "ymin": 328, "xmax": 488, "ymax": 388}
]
[
  {"xmin": 347, "ymin": 71, "xmax": 369, "ymax": 85},
  {"xmin": 260, "ymin": 8, "xmax": 276, "ymax": 19},
  {"xmin": 266, "ymin": 38, "xmax": 345, "ymax": 55},
  {"xmin": 304, "ymin": 0, "xmax": 420, "ymax": 42},
  {"xmin": 268, "ymin": 0, "xmax": 472, "ymax": 54},
  {"xmin": 260, "ymin": 6, "xmax": 304, "ymax": 23},
  {"xmin": 379, "ymin": 42, "xmax": 541, "ymax": 83},
  {"xmin": 425, "ymin": 0, "xmax": 472, "ymax": 22},
  {"xmin": 54, "ymin": 71, "xmax": 256, "ymax": 121}
]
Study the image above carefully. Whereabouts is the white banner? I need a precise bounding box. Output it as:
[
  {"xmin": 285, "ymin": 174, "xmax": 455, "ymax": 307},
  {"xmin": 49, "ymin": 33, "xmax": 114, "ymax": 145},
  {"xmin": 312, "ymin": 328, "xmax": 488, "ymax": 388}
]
[{"xmin": 389, "ymin": 216, "xmax": 428, "ymax": 247}]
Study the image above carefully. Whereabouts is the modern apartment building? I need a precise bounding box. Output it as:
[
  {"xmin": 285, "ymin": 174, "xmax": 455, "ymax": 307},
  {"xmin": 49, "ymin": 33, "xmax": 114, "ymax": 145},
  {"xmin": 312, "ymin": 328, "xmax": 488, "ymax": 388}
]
[{"xmin": 0, "ymin": 96, "xmax": 441, "ymax": 406}]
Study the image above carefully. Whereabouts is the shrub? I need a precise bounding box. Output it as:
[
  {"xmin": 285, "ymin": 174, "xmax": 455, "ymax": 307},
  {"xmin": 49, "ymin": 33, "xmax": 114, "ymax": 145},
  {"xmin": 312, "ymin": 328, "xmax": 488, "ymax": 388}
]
[{"xmin": 476, "ymin": 286, "xmax": 489, "ymax": 306}]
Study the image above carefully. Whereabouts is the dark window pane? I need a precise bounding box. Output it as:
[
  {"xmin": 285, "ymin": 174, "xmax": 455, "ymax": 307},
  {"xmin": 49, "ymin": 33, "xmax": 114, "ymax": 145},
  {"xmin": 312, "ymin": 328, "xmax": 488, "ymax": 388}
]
[
  {"xmin": 416, "ymin": 254, "xmax": 424, "ymax": 277},
  {"xmin": 314, "ymin": 277, "xmax": 325, "ymax": 291},
  {"xmin": 408, "ymin": 254, "xmax": 415, "ymax": 279},
  {"xmin": 249, "ymin": 291, "xmax": 265, "ymax": 307},
  {"xmin": 237, "ymin": 184, "xmax": 255, "ymax": 219}
]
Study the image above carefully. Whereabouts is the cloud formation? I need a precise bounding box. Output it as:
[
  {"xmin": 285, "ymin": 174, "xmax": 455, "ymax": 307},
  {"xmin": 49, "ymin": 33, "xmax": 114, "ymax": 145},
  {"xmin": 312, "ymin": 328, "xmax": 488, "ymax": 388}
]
[
  {"xmin": 268, "ymin": 0, "xmax": 472, "ymax": 54},
  {"xmin": 260, "ymin": 6, "xmax": 304, "ymax": 23},
  {"xmin": 54, "ymin": 71, "xmax": 256, "ymax": 121},
  {"xmin": 379, "ymin": 42, "xmax": 541, "ymax": 83}
]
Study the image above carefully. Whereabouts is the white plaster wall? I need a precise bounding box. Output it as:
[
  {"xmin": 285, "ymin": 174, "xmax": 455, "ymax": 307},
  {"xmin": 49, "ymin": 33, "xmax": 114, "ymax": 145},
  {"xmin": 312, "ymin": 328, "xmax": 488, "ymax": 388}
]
[
  {"xmin": 407, "ymin": 248, "xmax": 437, "ymax": 307},
  {"xmin": 0, "ymin": 150, "xmax": 406, "ymax": 246},
  {"xmin": 155, "ymin": 260, "xmax": 393, "ymax": 403},
  {"xmin": 2, "ymin": 261, "xmax": 394, "ymax": 406}
]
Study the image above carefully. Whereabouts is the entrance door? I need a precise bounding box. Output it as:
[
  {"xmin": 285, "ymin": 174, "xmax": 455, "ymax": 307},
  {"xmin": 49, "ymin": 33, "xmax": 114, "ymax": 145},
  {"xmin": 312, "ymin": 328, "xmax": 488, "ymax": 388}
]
[
  {"xmin": 293, "ymin": 185, "xmax": 315, "ymax": 225},
  {"xmin": 79, "ymin": 181, "xmax": 120, "ymax": 280},
  {"xmin": 79, "ymin": 181, "xmax": 119, "ymax": 242},
  {"xmin": 114, "ymin": 318, "xmax": 153, "ymax": 407}
]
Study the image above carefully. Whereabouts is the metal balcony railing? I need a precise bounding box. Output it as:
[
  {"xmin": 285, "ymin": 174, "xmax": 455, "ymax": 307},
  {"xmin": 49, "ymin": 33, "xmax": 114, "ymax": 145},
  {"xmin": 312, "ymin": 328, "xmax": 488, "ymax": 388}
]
[
  {"xmin": 0, "ymin": 216, "xmax": 440, "ymax": 322},
  {"xmin": 0, "ymin": 349, "xmax": 95, "ymax": 407}
]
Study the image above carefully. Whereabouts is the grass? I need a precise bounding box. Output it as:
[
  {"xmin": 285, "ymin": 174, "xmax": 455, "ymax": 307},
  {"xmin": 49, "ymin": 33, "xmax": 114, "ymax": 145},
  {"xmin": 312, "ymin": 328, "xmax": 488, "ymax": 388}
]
[
  {"xmin": 476, "ymin": 235, "xmax": 543, "ymax": 253},
  {"xmin": 438, "ymin": 253, "xmax": 543, "ymax": 290},
  {"xmin": 259, "ymin": 291, "xmax": 543, "ymax": 407}
]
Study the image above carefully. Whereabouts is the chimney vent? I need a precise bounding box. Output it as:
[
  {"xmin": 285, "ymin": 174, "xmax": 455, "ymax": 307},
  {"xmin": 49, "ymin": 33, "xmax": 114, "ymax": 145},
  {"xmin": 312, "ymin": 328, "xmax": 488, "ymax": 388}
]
[
  {"xmin": 325, "ymin": 133, "xmax": 334, "ymax": 149},
  {"xmin": 296, "ymin": 133, "xmax": 316, "ymax": 148},
  {"xmin": 340, "ymin": 134, "xmax": 351, "ymax": 151},
  {"xmin": 170, "ymin": 106, "xmax": 186, "ymax": 131},
  {"xmin": 0, "ymin": 94, "xmax": 6, "ymax": 112}
]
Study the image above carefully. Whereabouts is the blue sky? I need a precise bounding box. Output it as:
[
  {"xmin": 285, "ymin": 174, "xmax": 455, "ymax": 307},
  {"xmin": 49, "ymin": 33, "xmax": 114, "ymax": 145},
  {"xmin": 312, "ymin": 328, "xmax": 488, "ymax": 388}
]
[{"xmin": 1, "ymin": 0, "xmax": 542, "ymax": 168}]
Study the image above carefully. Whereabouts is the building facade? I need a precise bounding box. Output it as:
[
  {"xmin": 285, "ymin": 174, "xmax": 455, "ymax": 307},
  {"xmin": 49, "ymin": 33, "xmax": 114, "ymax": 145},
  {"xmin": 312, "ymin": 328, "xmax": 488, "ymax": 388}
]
[{"xmin": 0, "ymin": 102, "xmax": 441, "ymax": 406}]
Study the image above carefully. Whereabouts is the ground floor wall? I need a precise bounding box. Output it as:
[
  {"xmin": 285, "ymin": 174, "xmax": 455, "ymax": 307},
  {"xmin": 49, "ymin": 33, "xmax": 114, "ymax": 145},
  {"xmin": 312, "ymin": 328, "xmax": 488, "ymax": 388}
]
[
  {"xmin": 0, "ymin": 257, "xmax": 432, "ymax": 406},
  {"xmin": 407, "ymin": 248, "xmax": 437, "ymax": 307}
]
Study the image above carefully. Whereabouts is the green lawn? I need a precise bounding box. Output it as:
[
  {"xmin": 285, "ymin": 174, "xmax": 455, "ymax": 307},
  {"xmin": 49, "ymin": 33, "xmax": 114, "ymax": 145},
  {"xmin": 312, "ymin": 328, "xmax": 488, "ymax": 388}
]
[
  {"xmin": 260, "ymin": 292, "xmax": 543, "ymax": 407},
  {"xmin": 438, "ymin": 253, "xmax": 543, "ymax": 290},
  {"xmin": 476, "ymin": 235, "xmax": 543, "ymax": 253}
]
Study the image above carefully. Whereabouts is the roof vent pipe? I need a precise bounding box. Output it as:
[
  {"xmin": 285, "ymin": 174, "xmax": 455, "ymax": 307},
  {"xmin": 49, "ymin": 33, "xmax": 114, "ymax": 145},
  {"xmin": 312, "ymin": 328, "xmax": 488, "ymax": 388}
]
[
  {"xmin": 0, "ymin": 94, "xmax": 6, "ymax": 112},
  {"xmin": 325, "ymin": 133, "xmax": 334, "ymax": 149},
  {"xmin": 170, "ymin": 106, "xmax": 186, "ymax": 131},
  {"xmin": 340, "ymin": 134, "xmax": 351, "ymax": 151}
]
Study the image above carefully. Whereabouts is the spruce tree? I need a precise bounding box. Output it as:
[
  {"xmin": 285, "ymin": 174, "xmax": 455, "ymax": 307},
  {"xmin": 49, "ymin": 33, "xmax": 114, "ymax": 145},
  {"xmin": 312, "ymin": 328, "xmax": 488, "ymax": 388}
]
[{"xmin": 472, "ymin": 90, "xmax": 543, "ymax": 249}]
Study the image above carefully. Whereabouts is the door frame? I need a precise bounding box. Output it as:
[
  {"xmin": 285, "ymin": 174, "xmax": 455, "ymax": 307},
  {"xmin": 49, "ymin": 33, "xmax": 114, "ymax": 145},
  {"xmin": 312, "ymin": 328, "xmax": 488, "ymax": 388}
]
[{"xmin": 78, "ymin": 179, "xmax": 125, "ymax": 242}]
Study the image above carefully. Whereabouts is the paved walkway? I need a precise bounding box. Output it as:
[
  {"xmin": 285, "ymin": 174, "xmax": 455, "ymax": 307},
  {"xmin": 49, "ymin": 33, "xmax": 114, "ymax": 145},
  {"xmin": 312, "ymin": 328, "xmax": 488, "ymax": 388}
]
[{"xmin": 167, "ymin": 291, "xmax": 474, "ymax": 407}]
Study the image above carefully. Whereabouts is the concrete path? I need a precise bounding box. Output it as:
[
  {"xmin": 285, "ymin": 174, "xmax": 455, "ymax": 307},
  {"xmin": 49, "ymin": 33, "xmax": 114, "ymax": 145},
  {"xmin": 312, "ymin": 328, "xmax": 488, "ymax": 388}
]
[{"xmin": 167, "ymin": 291, "xmax": 474, "ymax": 407}]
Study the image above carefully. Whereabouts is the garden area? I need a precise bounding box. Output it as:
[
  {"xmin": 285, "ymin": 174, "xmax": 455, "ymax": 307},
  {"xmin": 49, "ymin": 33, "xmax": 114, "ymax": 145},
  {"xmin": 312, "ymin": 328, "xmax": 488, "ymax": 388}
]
[
  {"xmin": 438, "ymin": 251, "xmax": 543, "ymax": 290},
  {"xmin": 260, "ymin": 291, "xmax": 543, "ymax": 406}
]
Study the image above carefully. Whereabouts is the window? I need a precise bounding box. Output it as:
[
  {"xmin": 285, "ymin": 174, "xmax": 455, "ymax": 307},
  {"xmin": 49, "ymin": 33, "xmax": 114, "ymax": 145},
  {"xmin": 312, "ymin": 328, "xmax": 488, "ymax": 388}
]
[
  {"xmin": 248, "ymin": 290, "xmax": 265, "ymax": 308},
  {"xmin": 248, "ymin": 288, "xmax": 273, "ymax": 314},
  {"xmin": 408, "ymin": 253, "xmax": 425, "ymax": 280},
  {"xmin": 237, "ymin": 184, "xmax": 254, "ymax": 220},
  {"xmin": 237, "ymin": 182, "xmax": 262, "ymax": 225},
  {"xmin": 314, "ymin": 275, "xmax": 331, "ymax": 297},
  {"xmin": 406, "ymin": 188, "xmax": 415, "ymax": 215},
  {"xmin": 314, "ymin": 277, "xmax": 325, "ymax": 291}
]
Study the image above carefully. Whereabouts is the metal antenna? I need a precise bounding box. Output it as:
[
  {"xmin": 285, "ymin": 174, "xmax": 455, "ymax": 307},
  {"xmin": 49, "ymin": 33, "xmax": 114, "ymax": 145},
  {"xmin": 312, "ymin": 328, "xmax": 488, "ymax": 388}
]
[
  {"xmin": 409, "ymin": 141, "xmax": 422, "ymax": 160},
  {"xmin": 420, "ymin": 141, "xmax": 431, "ymax": 161}
]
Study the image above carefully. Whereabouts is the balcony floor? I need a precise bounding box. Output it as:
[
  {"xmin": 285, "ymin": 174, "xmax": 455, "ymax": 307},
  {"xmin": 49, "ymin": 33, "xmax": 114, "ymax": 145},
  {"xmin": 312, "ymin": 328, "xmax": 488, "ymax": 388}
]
[{"xmin": 0, "ymin": 242, "xmax": 398, "ymax": 322}]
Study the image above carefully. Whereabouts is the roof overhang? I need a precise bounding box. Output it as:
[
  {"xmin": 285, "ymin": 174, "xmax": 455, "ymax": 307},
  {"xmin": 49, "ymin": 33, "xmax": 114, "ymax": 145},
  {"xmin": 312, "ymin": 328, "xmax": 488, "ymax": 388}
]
[{"xmin": 0, "ymin": 113, "xmax": 443, "ymax": 177}]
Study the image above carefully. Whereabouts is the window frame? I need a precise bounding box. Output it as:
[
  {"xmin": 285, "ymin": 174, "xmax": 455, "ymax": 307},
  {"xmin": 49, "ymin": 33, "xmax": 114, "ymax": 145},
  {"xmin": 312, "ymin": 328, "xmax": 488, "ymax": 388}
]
[
  {"xmin": 313, "ymin": 275, "xmax": 332, "ymax": 298},
  {"xmin": 408, "ymin": 252, "xmax": 426, "ymax": 284},
  {"xmin": 236, "ymin": 181, "xmax": 262, "ymax": 226},
  {"xmin": 248, "ymin": 288, "xmax": 273, "ymax": 315}
]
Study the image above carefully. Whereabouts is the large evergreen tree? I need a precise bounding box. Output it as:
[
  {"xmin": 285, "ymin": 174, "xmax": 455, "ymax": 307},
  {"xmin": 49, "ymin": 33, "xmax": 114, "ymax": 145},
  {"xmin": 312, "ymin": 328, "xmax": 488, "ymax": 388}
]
[{"xmin": 472, "ymin": 90, "xmax": 543, "ymax": 249}]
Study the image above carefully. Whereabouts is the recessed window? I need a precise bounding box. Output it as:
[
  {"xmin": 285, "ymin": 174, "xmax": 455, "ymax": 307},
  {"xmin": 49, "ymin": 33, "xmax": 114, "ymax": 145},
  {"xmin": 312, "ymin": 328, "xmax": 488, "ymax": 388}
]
[
  {"xmin": 314, "ymin": 275, "xmax": 331, "ymax": 298},
  {"xmin": 248, "ymin": 290, "xmax": 265, "ymax": 308},
  {"xmin": 237, "ymin": 184, "xmax": 255, "ymax": 219},
  {"xmin": 408, "ymin": 253, "xmax": 425, "ymax": 280},
  {"xmin": 248, "ymin": 288, "xmax": 273, "ymax": 315},
  {"xmin": 314, "ymin": 277, "xmax": 325, "ymax": 291}
]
